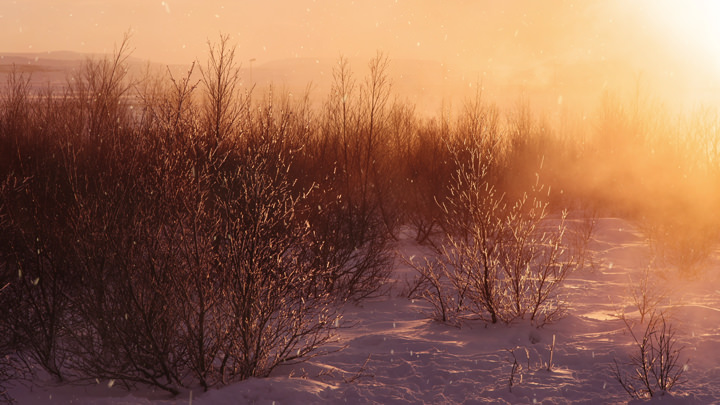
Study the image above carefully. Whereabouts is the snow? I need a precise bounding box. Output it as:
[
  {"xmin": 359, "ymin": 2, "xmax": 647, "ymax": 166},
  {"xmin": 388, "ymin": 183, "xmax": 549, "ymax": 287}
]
[{"xmin": 8, "ymin": 218, "xmax": 720, "ymax": 404}]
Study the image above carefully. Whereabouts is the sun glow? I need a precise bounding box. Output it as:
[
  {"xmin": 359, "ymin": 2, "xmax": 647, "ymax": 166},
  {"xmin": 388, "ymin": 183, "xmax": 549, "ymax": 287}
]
[{"xmin": 643, "ymin": 1, "xmax": 720, "ymax": 73}]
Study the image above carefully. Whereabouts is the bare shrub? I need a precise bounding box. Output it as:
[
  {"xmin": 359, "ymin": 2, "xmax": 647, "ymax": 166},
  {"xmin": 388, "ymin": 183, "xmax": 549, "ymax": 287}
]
[
  {"xmin": 26, "ymin": 38, "xmax": 187, "ymax": 391},
  {"xmin": 68, "ymin": 33, "xmax": 135, "ymax": 141},
  {"xmin": 0, "ymin": 34, "xmax": 346, "ymax": 396},
  {"xmin": 505, "ymin": 335, "xmax": 557, "ymax": 393},
  {"xmin": 626, "ymin": 263, "xmax": 669, "ymax": 324},
  {"xmin": 60, "ymin": 38, "xmax": 341, "ymax": 393},
  {"xmin": 199, "ymin": 34, "xmax": 246, "ymax": 145},
  {"xmin": 210, "ymin": 147, "xmax": 339, "ymax": 382},
  {"xmin": 402, "ymin": 118, "xmax": 452, "ymax": 244},
  {"xmin": 412, "ymin": 142, "xmax": 581, "ymax": 325},
  {"xmin": 0, "ymin": 153, "xmax": 76, "ymax": 382},
  {"xmin": 436, "ymin": 150, "xmax": 506, "ymax": 324},
  {"xmin": 568, "ymin": 208, "xmax": 600, "ymax": 272},
  {"xmin": 507, "ymin": 348, "xmax": 522, "ymax": 392},
  {"xmin": 404, "ymin": 256, "xmax": 462, "ymax": 325},
  {"xmin": 62, "ymin": 144, "xmax": 185, "ymax": 393},
  {"xmin": 0, "ymin": 180, "xmax": 21, "ymax": 404},
  {"xmin": 303, "ymin": 54, "xmax": 395, "ymax": 301},
  {"xmin": 501, "ymin": 98, "xmax": 556, "ymax": 198},
  {"xmin": 380, "ymin": 99, "xmax": 418, "ymax": 239},
  {"xmin": 0, "ymin": 66, "xmax": 32, "ymax": 174},
  {"xmin": 139, "ymin": 62, "xmax": 222, "ymax": 391},
  {"xmin": 0, "ymin": 80, "xmax": 68, "ymax": 381},
  {"xmin": 612, "ymin": 312, "xmax": 687, "ymax": 399}
]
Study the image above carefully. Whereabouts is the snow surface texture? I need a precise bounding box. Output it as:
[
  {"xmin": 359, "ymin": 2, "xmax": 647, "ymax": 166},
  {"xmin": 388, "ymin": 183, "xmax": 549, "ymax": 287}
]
[{"xmin": 9, "ymin": 218, "xmax": 720, "ymax": 404}]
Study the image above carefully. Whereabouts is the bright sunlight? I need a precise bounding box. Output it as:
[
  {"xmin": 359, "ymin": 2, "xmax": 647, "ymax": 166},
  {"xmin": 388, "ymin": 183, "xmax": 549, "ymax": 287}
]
[{"xmin": 642, "ymin": 0, "xmax": 720, "ymax": 73}]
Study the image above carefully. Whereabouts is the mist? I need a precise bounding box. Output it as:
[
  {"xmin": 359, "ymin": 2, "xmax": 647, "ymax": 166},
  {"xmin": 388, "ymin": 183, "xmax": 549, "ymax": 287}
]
[
  {"xmin": 4, "ymin": 0, "xmax": 720, "ymax": 112},
  {"xmin": 5, "ymin": 2, "xmax": 720, "ymax": 403}
]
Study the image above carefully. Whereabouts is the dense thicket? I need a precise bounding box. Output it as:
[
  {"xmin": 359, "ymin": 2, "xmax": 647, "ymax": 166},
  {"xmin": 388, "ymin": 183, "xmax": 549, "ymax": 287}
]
[{"xmin": 1, "ymin": 36, "xmax": 720, "ymax": 397}]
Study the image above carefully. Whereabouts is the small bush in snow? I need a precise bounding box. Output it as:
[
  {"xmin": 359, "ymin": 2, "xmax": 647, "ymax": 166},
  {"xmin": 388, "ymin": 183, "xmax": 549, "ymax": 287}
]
[
  {"xmin": 612, "ymin": 311, "xmax": 687, "ymax": 399},
  {"xmin": 626, "ymin": 262, "xmax": 669, "ymax": 324},
  {"xmin": 410, "ymin": 143, "xmax": 583, "ymax": 326}
]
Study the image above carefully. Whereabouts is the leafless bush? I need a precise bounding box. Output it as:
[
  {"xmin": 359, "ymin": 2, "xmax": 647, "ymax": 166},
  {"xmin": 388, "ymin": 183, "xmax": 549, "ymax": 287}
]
[
  {"xmin": 401, "ymin": 89, "xmax": 507, "ymax": 248},
  {"xmin": 379, "ymin": 99, "xmax": 418, "ymax": 239},
  {"xmin": 1, "ymin": 188, "xmax": 18, "ymax": 403},
  {"xmin": 0, "ymin": 34, "xmax": 349, "ymax": 396},
  {"xmin": 26, "ymin": 37, "xmax": 183, "ymax": 391},
  {"xmin": 59, "ymin": 38, "xmax": 341, "ymax": 393},
  {"xmin": 0, "ymin": 160, "xmax": 76, "ymax": 382},
  {"xmin": 140, "ymin": 62, "xmax": 221, "ymax": 391},
  {"xmin": 199, "ymin": 34, "xmax": 246, "ymax": 145},
  {"xmin": 402, "ymin": 119, "xmax": 452, "ymax": 244},
  {"xmin": 303, "ymin": 54, "xmax": 395, "ymax": 301},
  {"xmin": 626, "ymin": 263, "xmax": 669, "ymax": 324},
  {"xmin": 62, "ymin": 144, "xmax": 185, "ymax": 393},
  {"xmin": 210, "ymin": 147, "xmax": 339, "ymax": 382},
  {"xmin": 501, "ymin": 98, "xmax": 555, "ymax": 197},
  {"xmin": 568, "ymin": 208, "xmax": 600, "ymax": 272},
  {"xmin": 454, "ymin": 85, "xmax": 502, "ymax": 157},
  {"xmin": 412, "ymin": 143, "xmax": 581, "ymax": 325},
  {"xmin": 612, "ymin": 312, "xmax": 687, "ymax": 399},
  {"xmin": 0, "ymin": 74, "xmax": 72, "ymax": 378},
  {"xmin": 67, "ymin": 33, "xmax": 135, "ymax": 141},
  {"xmin": 404, "ymin": 256, "xmax": 462, "ymax": 325}
]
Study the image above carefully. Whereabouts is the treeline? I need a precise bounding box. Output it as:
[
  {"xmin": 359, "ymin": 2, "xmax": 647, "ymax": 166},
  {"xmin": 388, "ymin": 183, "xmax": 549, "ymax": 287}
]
[{"xmin": 1, "ymin": 35, "xmax": 720, "ymax": 397}]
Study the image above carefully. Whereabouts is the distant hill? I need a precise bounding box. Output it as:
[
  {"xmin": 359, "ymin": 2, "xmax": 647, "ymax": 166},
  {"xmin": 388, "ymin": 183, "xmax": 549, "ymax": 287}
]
[
  {"xmin": 0, "ymin": 51, "xmax": 83, "ymax": 86},
  {"xmin": 0, "ymin": 52, "xmax": 470, "ymax": 115},
  {"xmin": 0, "ymin": 51, "xmax": 148, "ymax": 91},
  {"xmin": 1, "ymin": 51, "xmax": 654, "ymax": 117}
]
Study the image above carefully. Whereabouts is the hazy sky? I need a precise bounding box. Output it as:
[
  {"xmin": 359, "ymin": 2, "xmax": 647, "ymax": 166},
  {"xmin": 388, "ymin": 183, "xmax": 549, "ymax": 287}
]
[{"xmin": 3, "ymin": 0, "xmax": 720, "ymax": 107}]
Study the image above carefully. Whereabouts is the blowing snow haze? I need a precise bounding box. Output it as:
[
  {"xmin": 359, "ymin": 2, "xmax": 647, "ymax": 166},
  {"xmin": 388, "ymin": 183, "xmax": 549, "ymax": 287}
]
[
  {"xmin": 3, "ymin": 0, "xmax": 720, "ymax": 113},
  {"xmin": 6, "ymin": 2, "xmax": 720, "ymax": 404}
]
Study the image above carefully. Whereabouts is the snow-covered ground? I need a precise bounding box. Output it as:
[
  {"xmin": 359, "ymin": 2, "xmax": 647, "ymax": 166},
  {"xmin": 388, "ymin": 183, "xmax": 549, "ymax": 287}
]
[{"xmin": 8, "ymin": 218, "xmax": 720, "ymax": 404}]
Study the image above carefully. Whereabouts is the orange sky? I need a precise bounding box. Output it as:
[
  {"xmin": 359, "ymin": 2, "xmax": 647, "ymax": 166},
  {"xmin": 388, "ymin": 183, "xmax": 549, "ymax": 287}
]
[{"xmin": 3, "ymin": 0, "xmax": 720, "ymax": 109}]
